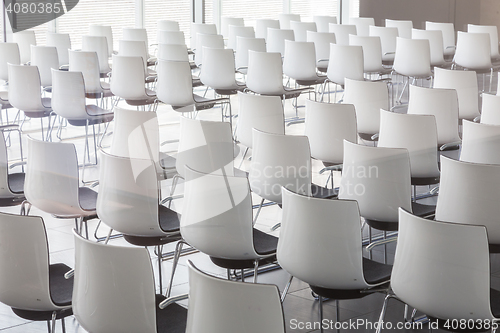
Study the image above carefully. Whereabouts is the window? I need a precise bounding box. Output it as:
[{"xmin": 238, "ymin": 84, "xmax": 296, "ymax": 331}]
[
  {"xmin": 144, "ymin": 0, "xmax": 191, "ymax": 46},
  {"xmin": 290, "ymin": 0, "xmax": 338, "ymax": 22},
  {"xmin": 221, "ymin": 0, "xmax": 283, "ymax": 27}
]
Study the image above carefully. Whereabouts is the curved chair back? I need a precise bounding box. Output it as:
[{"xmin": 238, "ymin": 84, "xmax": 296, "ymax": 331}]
[
  {"xmin": 378, "ymin": 110, "xmax": 440, "ymax": 179},
  {"xmin": 51, "ymin": 69, "xmax": 88, "ymax": 121},
  {"xmin": 266, "ymin": 28, "xmax": 295, "ymax": 57},
  {"xmin": 118, "ymin": 40, "xmax": 149, "ymax": 70},
  {"xmin": 349, "ymin": 17, "xmax": 375, "ymax": 37},
  {"xmin": 200, "ymin": 47, "xmax": 237, "ymax": 89},
  {"xmin": 190, "ymin": 23, "xmax": 217, "ymax": 50},
  {"xmin": 306, "ymin": 31, "xmax": 336, "ymax": 71},
  {"xmin": 426, "ymin": 21, "xmax": 455, "ymax": 56},
  {"xmin": 30, "ymin": 45, "xmax": 59, "ymax": 87},
  {"xmin": 393, "ymin": 209, "xmax": 493, "ymax": 321},
  {"xmin": 290, "ymin": 21, "xmax": 317, "ymax": 42},
  {"xmin": 369, "ymin": 26, "xmax": 398, "ymax": 62},
  {"xmin": 73, "ymin": 232, "xmax": 157, "ymax": 333},
  {"xmin": 0, "ymin": 134, "xmax": 17, "ymax": 199},
  {"xmin": 468, "ymin": 24, "xmax": 500, "ymax": 59},
  {"xmin": 246, "ymin": 50, "xmax": 286, "ymax": 95},
  {"xmin": 279, "ymin": 188, "xmax": 370, "ymax": 289},
  {"xmin": 460, "ymin": 120, "xmax": 500, "ymax": 165},
  {"xmin": 157, "ymin": 30, "xmax": 186, "ymax": 45},
  {"xmin": 393, "ymin": 37, "xmax": 431, "ymax": 78},
  {"xmin": 407, "ymin": 85, "xmax": 460, "ymax": 145},
  {"xmin": 327, "ymin": 44, "xmax": 364, "ymax": 86},
  {"xmin": 433, "ymin": 66, "xmax": 480, "ymax": 121},
  {"xmin": 249, "ymin": 129, "xmax": 312, "ymax": 203},
  {"xmin": 181, "ymin": 167, "xmax": 257, "ymax": 259},
  {"xmin": 411, "ymin": 28, "xmax": 445, "ymax": 66},
  {"xmin": 81, "ymin": 35, "xmax": 111, "ymax": 73},
  {"xmin": 255, "ymin": 19, "xmax": 280, "ymax": 40},
  {"xmin": 349, "ymin": 35, "xmax": 384, "ymax": 73},
  {"xmin": 110, "ymin": 55, "xmax": 147, "ymax": 101},
  {"xmin": 278, "ymin": 13, "xmax": 300, "ymax": 30},
  {"xmin": 454, "ymin": 31, "xmax": 492, "ymax": 70},
  {"xmin": 385, "ymin": 19, "xmax": 412, "ymax": 39},
  {"xmin": 122, "ymin": 28, "xmax": 149, "ymax": 47},
  {"xmin": 156, "ymin": 59, "xmax": 195, "ymax": 108},
  {"xmin": 97, "ymin": 149, "xmax": 164, "ymax": 236},
  {"xmin": 227, "ymin": 25, "xmax": 254, "ymax": 50},
  {"xmin": 313, "ymin": 15, "xmax": 337, "ymax": 33},
  {"xmin": 236, "ymin": 91, "xmax": 285, "ymax": 149},
  {"xmin": 186, "ymin": 260, "xmax": 285, "ymax": 333},
  {"xmin": 7, "ymin": 64, "xmax": 47, "ymax": 112},
  {"xmin": 157, "ymin": 19, "xmax": 180, "ymax": 32},
  {"xmin": 283, "ymin": 40, "xmax": 318, "ymax": 81},
  {"xmin": 194, "ymin": 33, "xmax": 224, "ymax": 67},
  {"xmin": 343, "ymin": 78, "xmax": 388, "ymax": 137},
  {"xmin": 157, "ymin": 43, "xmax": 190, "ymax": 62},
  {"xmin": 46, "ymin": 32, "xmax": 71, "ymax": 67},
  {"xmin": 436, "ymin": 156, "xmax": 500, "ymax": 244},
  {"xmin": 220, "ymin": 17, "xmax": 244, "ymax": 39},
  {"xmin": 68, "ymin": 50, "xmax": 103, "ymax": 95},
  {"xmin": 305, "ymin": 99, "xmax": 357, "ymax": 165},
  {"xmin": 235, "ymin": 37, "xmax": 266, "ymax": 73},
  {"xmin": 25, "ymin": 137, "xmax": 82, "ymax": 216},
  {"xmin": 89, "ymin": 25, "xmax": 114, "ymax": 57},
  {"xmin": 0, "ymin": 43, "xmax": 20, "ymax": 81},
  {"xmin": 0, "ymin": 213, "xmax": 65, "ymax": 311},
  {"xmin": 328, "ymin": 23, "xmax": 357, "ymax": 45},
  {"xmin": 12, "ymin": 30, "xmax": 36, "ymax": 64},
  {"xmin": 339, "ymin": 140, "xmax": 412, "ymax": 223},
  {"xmin": 481, "ymin": 92, "xmax": 500, "ymax": 125}
]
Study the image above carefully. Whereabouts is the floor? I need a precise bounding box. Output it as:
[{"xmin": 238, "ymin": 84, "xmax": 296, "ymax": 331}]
[{"xmin": 0, "ymin": 72, "xmax": 495, "ymax": 333}]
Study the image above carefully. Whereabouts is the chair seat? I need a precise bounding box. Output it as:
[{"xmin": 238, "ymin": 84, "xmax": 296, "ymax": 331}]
[
  {"xmin": 125, "ymin": 89, "xmax": 157, "ymax": 106},
  {"xmin": 49, "ymin": 263, "xmax": 74, "ymax": 306},
  {"xmin": 281, "ymin": 86, "xmax": 310, "ymax": 100},
  {"xmin": 78, "ymin": 187, "xmax": 98, "ymax": 212},
  {"xmin": 159, "ymin": 153, "xmax": 176, "ymax": 170},
  {"xmin": 412, "ymin": 201, "xmax": 436, "ymax": 218},
  {"xmin": 411, "ymin": 175, "xmax": 440, "ymax": 186},
  {"xmin": 159, "ymin": 204, "xmax": 180, "ymax": 233},
  {"xmin": 214, "ymin": 82, "xmax": 247, "ymax": 96},
  {"xmin": 295, "ymin": 75, "xmax": 328, "ymax": 87},
  {"xmin": 253, "ymin": 228, "xmax": 278, "ymax": 256},
  {"xmin": 155, "ymin": 295, "xmax": 187, "ymax": 333},
  {"xmin": 367, "ymin": 202, "xmax": 436, "ymax": 231},
  {"xmin": 8, "ymin": 172, "xmax": 25, "ymax": 194},
  {"xmin": 311, "ymin": 183, "xmax": 338, "ymax": 199},
  {"xmin": 358, "ymin": 132, "xmax": 377, "ymax": 142},
  {"xmin": 24, "ymin": 98, "xmax": 52, "ymax": 118},
  {"xmin": 66, "ymin": 105, "xmax": 114, "ymax": 126}
]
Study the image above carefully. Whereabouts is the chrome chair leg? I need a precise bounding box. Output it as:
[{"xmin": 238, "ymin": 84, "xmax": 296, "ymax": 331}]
[
  {"xmin": 281, "ymin": 274, "xmax": 294, "ymax": 303},
  {"xmin": 165, "ymin": 240, "xmax": 185, "ymax": 298}
]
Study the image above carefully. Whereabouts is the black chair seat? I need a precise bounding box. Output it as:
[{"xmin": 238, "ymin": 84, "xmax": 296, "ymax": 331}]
[
  {"xmin": 12, "ymin": 307, "xmax": 72, "ymax": 321},
  {"xmin": 367, "ymin": 203, "xmax": 436, "ymax": 232},
  {"xmin": 365, "ymin": 218, "xmax": 398, "ymax": 231},
  {"xmin": 362, "ymin": 257, "xmax": 392, "ymax": 285},
  {"xmin": 159, "ymin": 205, "xmax": 180, "ymax": 233},
  {"xmin": 155, "ymin": 294, "xmax": 187, "ymax": 333},
  {"xmin": 296, "ymin": 76, "xmax": 327, "ymax": 87},
  {"xmin": 8, "ymin": 172, "xmax": 25, "ymax": 194},
  {"xmin": 412, "ymin": 202, "xmax": 436, "ymax": 218},
  {"xmin": 489, "ymin": 244, "xmax": 500, "ymax": 253},
  {"xmin": 358, "ymin": 133, "xmax": 377, "ymax": 142},
  {"xmin": 49, "ymin": 263, "xmax": 74, "ymax": 306},
  {"xmin": 78, "ymin": 187, "xmax": 98, "ymax": 211},
  {"xmin": 311, "ymin": 183, "xmax": 338, "ymax": 199},
  {"xmin": 215, "ymin": 82, "xmax": 246, "ymax": 96},
  {"xmin": 411, "ymin": 176, "xmax": 440, "ymax": 186},
  {"xmin": 124, "ymin": 206, "xmax": 181, "ymax": 246}
]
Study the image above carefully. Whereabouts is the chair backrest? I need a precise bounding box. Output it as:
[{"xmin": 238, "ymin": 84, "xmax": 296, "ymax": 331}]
[
  {"xmin": 122, "ymin": 28, "xmax": 149, "ymax": 49},
  {"xmin": 157, "ymin": 30, "xmax": 186, "ymax": 45},
  {"xmin": 249, "ymin": 129, "xmax": 312, "ymax": 204},
  {"xmin": 25, "ymin": 137, "xmax": 82, "ymax": 216},
  {"xmin": 157, "ymin": 43, "xmax": 190, "ymax": 61},
  {"xmin": 266, "ymin": 28, "xmax": 295, "ymax": 57},
  {"xmin": 468, "ymin": 24, "xmax": 500, "ymax": 59},
  {"xmin": 81, "ymin": 35, "xmax": 111, "ymax": 73},
  {"xmin": 339, "ymin": 140, "xmax": 412, "ymax": 223},
  {"xmin": 200, "ymin": 47, "xmax": 237, "ymax": 90},
  {"xmin": 191, "ymin": 23, "xmax": 217, "ymax": 50},
  {"xmin": 313, "ymin": 15, "xmax": 337, "ymax": 33},
  {"xmin": 328, "ymin": 23, "xmax": 357, "ymax": 45},
  {"xmin": 156, "ymin": 59, "xmax": 195, "ymax": 108},
  {"xmin": 343, "ymin": 78, "xmax": 388, "ymax": 136},
  {"xmin": 0, "ymin": 132, "xmax": 14, "ymax": 198},
  {"xmin": 246, "ymin": 50, "xmax": 286, "ymax": 96},
  {"xmin": 0, "ymin": 43, "xmax": 20, "ymax": 81},
  {"xmin": 7, "ymin": 63, "xmax": 46, "ymax": 112},
  {"xmin": 89, "ymin": 25, "xmax": 114, "ymax": 57},
  {"xmin": 306, "ymin": 31, "xmax": 336, "ymax": 67},
  {"xmin": 118, "ymin": 39, "xmax": 149, "ymax": 70},
  {"xmin": 454, "ymin": 31, "xmax": 492, "ymax": 70},
  {"xmin": 278, "ymin": 13, "xmax": 300, "ymax": 30},
  {"xmin": 481, "ymin": 92, "xmax": 500, "ymax": 125},
  {"xmin": 227, "ymin": 25, "xmax": 255, "ymax": 50},
  {"xmin": 385, "ymin": 19, "xmax": 412, "ymax": 38},
  {"xmin": 436, "ymin": 156, "xmax": 500, "ymax": 244},
  {"xmin": 279, "ymin": 188, "xmax": 370, "ymax": 289},
  {"xmin": 255, "ymin": 19, "xmax": 280, "ymax": 40},
  {"xmin": 290, "ymin": 21, "xmax": 317, "ymax": 42},
  {"xmin": 157, "ymin": 19, "xmax": 180, "ymax": 32},
  {"xmin": 30, "ymin": 45, "xmax": 59, "ymax": 87},
  {"xmin": 393, "ymin": 37, "xmax": 432, "ymax": 78},
  {"xmin": 349, "ymin": 17, "xmax": 375, "ymax": 37},
  {"xmin": 411, "ymin": 28, "xmax": 445, "ymax": 66},
  {"xmin": 0, "ymin": 212, "xmax": 60, "ymax": 311},
  {"xmin": 349, "ymin": 34, "xmax": 383, "ymax": 73},
  {"xmin": 236, "ymin": 91, "xmax": 285, "ymax": 149},
  {"xmin": 407, "ymin": 85, "xmax": 461, "ymax": 145},
  {"xmin": 176, "ymin": 117, "xmax": 235, "ymax": 178},
  {"xmin": 326, "ymin": 44, "xmax": 364, "ymax": 86},
  {"xmin": 378, "ymin": 109, "xmax": 440, "ymax": 179},
  {"xmin": 393, "ymin": 209, "xmax": 493, "ymax": 321},
  {"xmin": 186, "ymin": 260, "xmax": 285, "ymax": 333},
  {"xmin": 369, "ymin": 26, "xmax": 398, "ymax": 61},
  {"xmin": 110, "ymin": 55, "xmax": 147, "ymax": 100},
  {"xmin": 68, "ymin": 50, "xmax": 103, "ymax": 94},
  {"xmin": 283, "ymin": 40, "xmax": 318, "ymax": 81},
  {"xmin": 426, "ymin": 21, "xmax": 455, "ymax": 56},
  {"xmin": 305, "ymin": 99, "xmax": 357, "ymax": 165},
  {"xmin": 97, "ymin": 149, "xmax": 163, "ymax": 236},
  {"xmin": 194, "ymin": 33, "xmax": 224, "ymax": 67},
  {"xmin": 12, "ymin": 30, "xmax": 36, "ymax": 64},
  {"xmin": 46, "ymin": 32, "xmax": 71, "ymax": 67},
  {"xmin": 433, "ymin": 66, "xmax": 480, "ymax": 121},
  {"xmin": 51, "ymin": 69, "xmax": 88, "ymax": 121},
  {"xmin": 181, "ymin": 166, "xmax": 257, "ymax": 259},
  {"xmin": 235, "ymin": 37, "xmax": 266, "ymax": 72},
  {"xmin": 220, "ymin": 16, "xmax": 245, "ymax": 39},
  {"xmin": 460, "ymin": 120, "xmax": 500, "ymax": 165},
  {"xmin": 73, "ymin": 232, "xmax": 157, "ymax": 333}
]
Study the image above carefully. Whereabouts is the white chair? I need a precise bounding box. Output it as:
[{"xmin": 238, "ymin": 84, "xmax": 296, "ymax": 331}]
[
  {"xmin": 220, "ymin": 16, "xmax": 244, "ymax": 40},
  {"xmin": 255, "ymin": 19, "xmax": 280, "ymax": 40},
  {"xmin": 30, "ymin": 45, "xmax": 59, "ymax": 89},
  {"xmin": 118, "ymin": 40, "xmax": 156, "ymax": 77},
  {"xmin": 122, "ymin": 27, "xmax": 154, "ymax": 62},
  {"xmin": 194, "ymin": 33, "xmax": 224, "ymax": 68},
  {"xmin": 68, "ymin": 50, "xmax": 113, "ymax": 100},
  {"xmin": 72, "ymin": 231, "xmax": 187, "ymax": 333},
  {"xmin": 0, "ymin": 43, "xmax": 20, "ymax": 82},
  {"xmin": 349, "ymin": 35, "xmax": 391, "ymax": 78},
  {"xmin": 377, "ymin": 208, "xmax": 500, "ymax": 333},
  {"xmin": 12, "ymin": 30, "xmax": 36, "ymax": 64},
  {"xmin": 480, "ymin": 92, "xmax": 500, "ymax": 125},
  {"xmin": 234, "ymin": 37, "xmax": 266, "ymax": 74},
  {"xmin": 185, "ymin": 260, "xmax": 285, "ymax": 333},
  {"xmin": 454, "ymin": 31, "xmax": 493, "ymax": 74},
  {"xmin": 468, "ymin": 24, "xmax": 500, "ymax": 60},
  {"xmin": 81, "ymin": 35, "xmax": 112, "ymax": 78},
  {"xmin": 157, "ymin": 30, "xmax": 186, "ymax": 45},
  {"xmin": 385, "ymin": 19, "xmax": 412, "ymax": 39},
  {"xmin": 411, "ymin": 28, "xmax": 446, "ymax": 67},
  {"xmin": 46, "ymin": 32, "xmax": 71, "ymax": 68},
  {"xmin": 190, "ymin": 23, "xmax": 217, "ymax": 50},
  {"xmin": 290, "ymin": 21, "xmax": 317, "ymax": 42},
  {"xmin": 0, "ymin": 212, "xmax": 73, "ymax": 333},
  {"xmin": 349, "ymin": 17, "xmax": 375, "ymax": 37},
  {"xmin": 227, "ymin": 25, "xmax": 255, "ymax": 51},
  {"xmin": 266, "ymin": 28, "xmax": 295, "ymax": 57},
  {"xmin": 157, "ymin": 19, "xmax": 180, "ymax": 32},
  {"xmin": 312, "ymin": 15, "xmax": 337, "ymax": 33},
  {"xmin": 328, "ymin": 23, "xmax": 357, "ymax": 46},
  {"xmin": 278, "ymin": 13, "xmax": 300, "ymax": 30},
  {"xmin": 89, "ymin": 24, "xmax": 115, "ymax": 57},
  {"xmin": 433, "ymin": 66, "xmax": 480, "ymax": 121},
  {"xmin": 283, "ymin": 40, "xmax": 327, "ymax": 91},
  {"xmin": 369, "ymin": 26, "xmax": 398, "ymax": 64},
  {"xmin": 0, "ymin": 126, "xmax": 25, "ymax": 206},
  {"xmin": 157, "ymin": 44, "xmax": 199, "ymax": 75},
  {"xmin": 426, "ymin": 21, "xmax": 455, "ymax": 58},
  {"xmin": 326, "ymin": 44, "xmax": 364, "ymax": 91},
  {"xmin": 460, "ymin": 120, "xmax": 500, "ymax": 165},
  {"xmin": 306, "ymin": 31, "xmax": 336, "ymax": 72}
]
